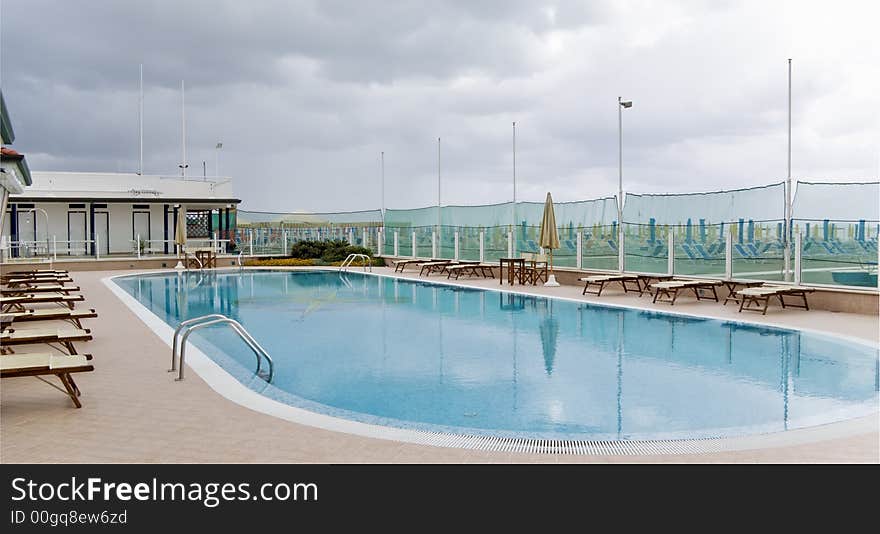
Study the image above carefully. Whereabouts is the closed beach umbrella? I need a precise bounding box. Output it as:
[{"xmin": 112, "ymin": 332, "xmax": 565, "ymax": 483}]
[
  {"xmin": 175, "ymin": 205, "xmax": 187, "ymax": 255},
  {"xmin": 539, "ymin": 192, "xmax": 561, "ymax": 286}
]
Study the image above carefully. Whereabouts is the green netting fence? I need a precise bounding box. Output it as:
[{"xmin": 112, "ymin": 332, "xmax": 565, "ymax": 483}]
[{"xmin": 234, "ymin": 181, "xmax": 877, "ymax": 289}]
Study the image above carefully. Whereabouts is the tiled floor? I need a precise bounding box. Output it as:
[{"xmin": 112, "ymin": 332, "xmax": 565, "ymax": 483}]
[{"xmin": 1, "ymin": 267, "xmax": 877, "ymax": 463}]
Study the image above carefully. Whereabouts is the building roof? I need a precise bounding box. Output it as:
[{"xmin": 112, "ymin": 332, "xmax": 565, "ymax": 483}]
[
  {"xmin": 11, "ymin": 171, "xmax": 240, "ymax": 205},
  {"xmin": 0, "ymin": 91, "xmax": 15, "ymax": 144}
]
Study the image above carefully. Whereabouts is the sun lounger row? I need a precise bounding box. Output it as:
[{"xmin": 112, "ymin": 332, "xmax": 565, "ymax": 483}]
[
  {"xmin": 1, "ymin": 269, "xmax": 98, "ymax": 407},
  {"xmin": 575, "ymin": 271, "xmax": 815, "ymax": 314}
]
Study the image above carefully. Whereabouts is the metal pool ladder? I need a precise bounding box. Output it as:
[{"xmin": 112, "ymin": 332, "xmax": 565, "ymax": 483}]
[
  {"xmin": 340, "ymin": 253, "xmax": 372, "ymax": 272},
  {"xmin": 170, "ymin": 314, "xmax": 274, "ymax": 382}
]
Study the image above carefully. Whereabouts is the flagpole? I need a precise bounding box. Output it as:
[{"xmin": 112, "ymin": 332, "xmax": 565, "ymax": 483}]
[
  {"xmin": 512, "ymin": 121, "xmax": 516, "ymax": 254},
  {"xmin": 784, "ymin": 59, "xmax": 792, "ymax": 282},
  {"xmin": 138, "ymin": 64, "xmax": 143, "ymax": 175}
]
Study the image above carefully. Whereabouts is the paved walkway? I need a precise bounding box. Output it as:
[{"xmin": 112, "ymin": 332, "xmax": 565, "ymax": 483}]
[{"xmin": 2, "ymin": 268, "xmax": 877, "ymax": 463}]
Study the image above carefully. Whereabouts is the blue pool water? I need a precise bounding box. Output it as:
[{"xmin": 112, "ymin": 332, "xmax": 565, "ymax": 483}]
[{"xmin": 116, "ymin": 270, "xmax": 879, "ymax": 441}]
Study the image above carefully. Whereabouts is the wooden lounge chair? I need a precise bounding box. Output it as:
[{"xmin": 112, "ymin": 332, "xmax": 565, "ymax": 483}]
[
  {"xmin": 1, "ymin": 353, "xmax": 94, "ymax": 408},
  {"xmin": 393, "ymin": 259, "xmax": 432, "ymax": 273},
  {"xmin": 651, "ymin": 279, "xmax": 723, "ymax": 305},
  {"xmin": 737, "ymin": 285, "xmax": 815, "ymax": 315},
  {"xmin": 1, "ymin": 269, "xmax": 68, "ymax": 276},
  {"xmin": 0, "ymin": 327, "xmax": 93, "ymax": 355},
  {"xmin": 446, "ymin": 263, "xmax": 495, "ymax": 280},
  {"xmin": 1, "ymin": 293, "xmax": 85, "ymax": 312},
  {"xmin": 2, "ymin": 284, "xmax": 81, "ymax": 296},
  {"xmin": 3, "ymin": 275, "xmax": 75, "ymax": 286},
  {"xmin": 418, "ymin": 260, "xmax": 454, "ymax": 276},
  {"xmin": 1, "ymin": 308, "xmax": 98, "ymax": 330},
  {"xmin": 580, "ymin": 274, "xmax": 641, "ymax": 296}
]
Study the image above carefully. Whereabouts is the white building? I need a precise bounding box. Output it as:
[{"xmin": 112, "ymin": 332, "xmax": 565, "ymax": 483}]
[
  {"xmin": 4, "ymin": 171, "xmax": 241, "ymax": 258},
  {"xmin": 1, "ymin": 91, "xmax": 33, "ymax": 237}
]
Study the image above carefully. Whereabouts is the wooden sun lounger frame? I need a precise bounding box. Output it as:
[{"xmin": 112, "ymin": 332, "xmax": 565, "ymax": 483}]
[
  {"xmin": 3, "ymin": 276, "xmax": 75, "ymax": 286},
  {"xmin": 1, "ymin": 293, "xmax": 85, "ymax": 312},
  {"xmin": 1, "ymin": 308, "xmax": 98, "ymax": 330},
  {"xmin": 580, "ymin": 274, "xmax": 641, "ymax": 296},
  {"xmin": 393, "ymin": 258, "xmax": 440, "ymax": 273},
  {"xmin": 1, "ymin": 353, "xmax": 94, "ymax": 408},
  {"xmin": 446, "ymin": 263, "xmax": 495, "ymax": 280},
  {"xmin": 652, "ymin": 279, "xmax": 722, "ymax": 305},
  {"xmin": 737, "ymin": 286, "xmax": 814, "ymax": 315},
  {"xmin": 0, "ymin": 327, "xmax": 93, "ymax": 355},
  {"xmin": 418, "ymin": 260, "xmax": 454, "ymax": 276},
  {"xmin": 2, "ymin": 285, "xmax": 81, "ymax": 296}
]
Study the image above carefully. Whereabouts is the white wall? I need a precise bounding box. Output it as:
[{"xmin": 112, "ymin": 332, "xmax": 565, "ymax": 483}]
[{"xmin": 20, "ymin": 172, "xmax": 235, "ymax": 201}]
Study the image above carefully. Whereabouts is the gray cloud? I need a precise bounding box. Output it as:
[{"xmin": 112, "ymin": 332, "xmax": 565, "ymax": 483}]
[{"xmin": 2, "ymin": 0, "xmax": 877, "ymax": 212}]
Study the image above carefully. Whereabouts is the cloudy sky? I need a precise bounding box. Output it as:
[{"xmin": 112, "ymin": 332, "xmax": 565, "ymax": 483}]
[{"xmin": 2, "ymin": 0, "xmax": 877, "ymax": 212}]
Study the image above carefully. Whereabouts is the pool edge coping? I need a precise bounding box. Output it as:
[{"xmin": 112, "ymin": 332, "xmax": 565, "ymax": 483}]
[{"xmin": 102, "ymin": 267, "xmax": 880, "ymax": 457}]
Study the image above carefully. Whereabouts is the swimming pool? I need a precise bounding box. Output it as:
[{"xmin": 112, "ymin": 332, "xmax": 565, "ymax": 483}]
[{"xmin": 114, "ymin": 269, "xmax": 879, "ymax": 442}]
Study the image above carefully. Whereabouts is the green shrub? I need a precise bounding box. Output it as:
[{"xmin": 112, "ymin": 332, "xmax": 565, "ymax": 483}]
[{"xmin": 289, "ymin": 239, "xmax": 374, "ymax": 263}]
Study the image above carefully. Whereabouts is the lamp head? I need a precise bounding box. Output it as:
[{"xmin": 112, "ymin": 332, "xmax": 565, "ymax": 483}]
[{"xmin": 620, "ymin": 100, "xmax": 633, "ymax": 108}]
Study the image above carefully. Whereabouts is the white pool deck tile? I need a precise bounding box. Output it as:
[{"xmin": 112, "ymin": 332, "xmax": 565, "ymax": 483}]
[{"xmin": 1, "ymin": 267, "xmax": 878, "ymax": 463}]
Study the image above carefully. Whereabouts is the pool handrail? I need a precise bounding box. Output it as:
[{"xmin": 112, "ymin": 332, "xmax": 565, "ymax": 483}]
[
  {"xmin": 170, "ymin": 314, "xmax": 274, "ymax": 382},
  {"xmin": 340, "ymin": 253, "xmax": 372, "ymax": 272}
]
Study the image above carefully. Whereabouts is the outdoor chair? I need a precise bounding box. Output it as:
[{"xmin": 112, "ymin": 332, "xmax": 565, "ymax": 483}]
[
  {"xmin": 1, "ymin": 293, "xmax": 85, "ymax": 313},
  {"xmin": 651, "ymin": 279, "xmax": 723, "ymax": 305},
  {"xmin": 418, "ymin": 260, "xmax": 454, "ymax": 276},
  {"xmin": 737, "ymin": 285, "xmax": 814, "ymax": 315},
  {"xmin": 580, "ymin": 274, "xmax": 641, "ymax": 296},
  {"xmin": 445, "ymin": 263, "xmax": 495, "ymax": 280},
  {"xmin": 1, "ymin": 308, "xmax": 98, "ymax": 330},
  {"xmin": 0, "ymin": 327, "xmax": 93, "ymax": 355},
  {"xmin": 2, "ymin": 284, "xmax": 81, "ymax": 296},
  {"xmin": 521, "ymin": 253, "xmax": 549, "ymax": 285},
  {"xmin": 1, "ymin": 353, "xmax": 94, "ymax": 408}
]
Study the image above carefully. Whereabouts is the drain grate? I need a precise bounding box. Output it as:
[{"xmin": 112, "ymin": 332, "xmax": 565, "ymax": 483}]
[{"xmin": 402, "ymin": 430, "xmax": 728, "ymax": 456}]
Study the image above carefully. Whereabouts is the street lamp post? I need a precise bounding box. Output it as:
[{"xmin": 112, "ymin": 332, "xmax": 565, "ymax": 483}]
[
  {"xmin": 618, "ymin": 97, "xmax": 633, "ymax": 273},
  {"xmin": 215, "ymin": 142, "xmax": 223, "ymax": 177}
]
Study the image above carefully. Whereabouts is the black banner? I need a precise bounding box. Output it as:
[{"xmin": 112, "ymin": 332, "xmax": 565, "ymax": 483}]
[{"xmin": 1, "ymin": 464, "xmax": 874, "ymax": 530}]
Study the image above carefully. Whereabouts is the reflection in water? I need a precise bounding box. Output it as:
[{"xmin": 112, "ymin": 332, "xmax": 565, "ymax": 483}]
[{"xmin": 539, "ymin": 301, "xmax": 559, "ymax": 376}]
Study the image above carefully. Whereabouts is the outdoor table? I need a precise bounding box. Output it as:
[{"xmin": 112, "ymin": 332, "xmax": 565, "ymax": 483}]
[
  {"xmin": 499, "ymin": 258, "xmax": 525, "ymax": 285},
  {"xmin": 721, "ymin": 280, "xmax": 765, "ymax": 305}
]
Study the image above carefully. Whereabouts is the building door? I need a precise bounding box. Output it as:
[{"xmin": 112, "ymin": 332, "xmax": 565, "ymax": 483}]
[
  {"xmin": 17, "ymin": 210, "xmax": 37, "ymax": 257},
  {"xmin": 68, "ymin": 211, "xmax": 87, "ymax": 255},
  {"xmin": 133, "ymin": 211, "xmax": 150, "ymax": 252},
  {"xmin": 94, "ymin": 212, "xmax": 110, "ymax": 255}
]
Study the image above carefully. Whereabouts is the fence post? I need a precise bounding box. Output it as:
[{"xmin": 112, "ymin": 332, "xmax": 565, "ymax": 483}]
[
  {"xmin": 454, "ymin": 230, "xmax": 459, "ymax": 260},
  {"xmin": 282, "ymin": 230, "xmax": 288, "ymax": 256},
  {"xmin": 794, "ymin": 231, "xmax": 802, "ymax": 285},
  {"xmin": 479, "ymin": 231, "xmax": 484, "ymax": 262},
  {"xmin": 507, "ymin": 230, "xmax": 513, "ymax": 258},
  {"xmin": 431, "ymin": 231, "xmax": 437, "ymax": 258},
  {"xmin": 668, "ymin": 231, "xmax": 675, "ymax": 276},
  {"xmin": 394, "ymin": 230, "xmax": 399, "ymax": 257},
  {"xmin": 53, "ymin": 235, "xmax": 57, "ymax": 262},
  {"xmin": 363, "ymin": 227, "xmax": 368, "ymax": 250},
  {"xmin": 96, "ymin": 235, "xmax": 101, "ymax": 261},
  {"xmin": 249, "ymin": 230, "xmax": 254, "ymax": 256},
  {"xmin": 411, "ymin": 230, "xmax": 417, "ymax": 258},
  {"xmin": 137, "ymin": 233, "xmax": 141, "ymax": 259},
  {"xmin": 618, "ymin": 224, "xmax": 625, "ymax": 273},
  {"xmin": 348, "ymin": 228, "xmax": 354, "ymax": 246},
  {"xmin": 724, "ymin": 232, "xmax": 732, "ymax": 280},
  {"xmin": 377, "ymin": 228, "xmax": 383, "ymax": 256},
  {"xmin": 576, "ymin": 231, "xmax": 583, "ymax": 270}
]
